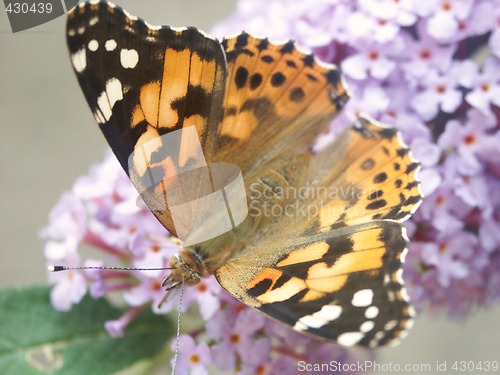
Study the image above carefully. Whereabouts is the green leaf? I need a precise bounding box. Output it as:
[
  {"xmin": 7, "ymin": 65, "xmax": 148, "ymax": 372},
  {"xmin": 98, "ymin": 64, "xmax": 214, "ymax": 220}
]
[{"xmin": 0, "ymin": 285, "xmax": 174, "ymax": 375}]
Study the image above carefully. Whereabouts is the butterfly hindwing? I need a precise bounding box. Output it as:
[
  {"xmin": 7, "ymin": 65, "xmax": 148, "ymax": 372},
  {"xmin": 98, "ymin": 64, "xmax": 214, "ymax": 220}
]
[
  {"xmin": 216, "ymin": 220, "xmax": 413, "ymax": 348},
  {"xmin": 67, "ymin": 1, "xmax": 227, "ymax": 236}
]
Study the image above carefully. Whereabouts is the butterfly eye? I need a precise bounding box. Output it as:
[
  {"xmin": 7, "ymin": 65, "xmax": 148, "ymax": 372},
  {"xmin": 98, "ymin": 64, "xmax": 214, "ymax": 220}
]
[{"xmin": 186, "ymin": 273, "xmax": 201, "ymax": 286}]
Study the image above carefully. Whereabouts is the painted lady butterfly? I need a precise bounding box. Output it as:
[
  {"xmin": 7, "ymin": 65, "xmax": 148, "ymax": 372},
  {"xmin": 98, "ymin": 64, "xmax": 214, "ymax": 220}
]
[{"xmin": 66, "ymin": 1, "xmax": 422, "ymax": 348}]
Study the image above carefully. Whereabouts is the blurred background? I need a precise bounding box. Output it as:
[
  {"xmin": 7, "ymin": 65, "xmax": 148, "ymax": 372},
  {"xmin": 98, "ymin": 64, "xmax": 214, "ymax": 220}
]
[{"xmin": 1, "ymin": 0, "xmax": 498, "ymax": 373}]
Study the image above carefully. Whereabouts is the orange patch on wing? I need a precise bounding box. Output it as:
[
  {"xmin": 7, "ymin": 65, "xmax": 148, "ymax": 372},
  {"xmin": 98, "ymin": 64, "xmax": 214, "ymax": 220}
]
[
  {"xmin": 133, "ymin": 125, "xmax": 162, "ymax": 175},
  {"xmin": 184, "ymin": 114, "xmax": 206, "ymax": 136},
  {"xmin": 306, "ymin": 273, "xmax": 347, "ymax": 293},
  {"xmin": 319, "ymin": 200, "xmax": 347, "ymax": 231},
  {"xmin": 158, "ymin": 48, "xmax": 189, "ymax": 128},
  {"xmin": 308, "ymin": 246, "xmax": 385, "ymax": 282},
  {"xmin": 277, "ymin": 242, "xmax": 330, "ymax": 267},
  {"xmin": 350, "ymin": 227, "xmax": 384, "ymax": 251},
  {"xmin": 139, "ymin": 82, "xmax": 161, "ymax": 127},
  {"xmin": 247, "ymin": 268, "xmax": 283, "ymax": 290},
  {"xmin": 189, "ymin": 53, "xmax": 217, "ymax": 91},
  {"xmin": 179, "ymin": 125, "xmax": 203, "ymax": 168},
  {"xmin": 299, "ymin": 289, "xmax": 327, "ymax": 302},
  {"xmin": 256, "ymin": 277, "xmax": 307, "ymax": 304}
]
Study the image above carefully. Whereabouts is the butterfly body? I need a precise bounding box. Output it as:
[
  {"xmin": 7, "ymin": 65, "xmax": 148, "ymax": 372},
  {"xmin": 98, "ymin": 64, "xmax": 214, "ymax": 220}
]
[{"xmin": 67, "ymin": 1, "xmax": 421, "ymax": 348}]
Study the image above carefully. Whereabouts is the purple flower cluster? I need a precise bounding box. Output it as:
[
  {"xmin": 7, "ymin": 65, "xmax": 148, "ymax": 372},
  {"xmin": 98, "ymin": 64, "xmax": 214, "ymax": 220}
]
[
  {"xmin": 214, "ymin": 0, "xmax": 500, "ymax": 317},
  {"xmin": 43, "ymin": 0, "xmax": 500, "ymax": 373}
]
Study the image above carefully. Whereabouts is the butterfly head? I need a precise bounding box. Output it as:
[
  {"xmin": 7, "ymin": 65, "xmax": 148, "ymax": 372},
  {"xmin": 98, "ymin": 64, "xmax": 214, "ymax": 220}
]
[
  {"xmin": 157, "ymin": 249, "xmax": 207, "ymax": 308},
  {"xmin": 162, "ymin": 252, "xmax": 202, "ymax": 288}
]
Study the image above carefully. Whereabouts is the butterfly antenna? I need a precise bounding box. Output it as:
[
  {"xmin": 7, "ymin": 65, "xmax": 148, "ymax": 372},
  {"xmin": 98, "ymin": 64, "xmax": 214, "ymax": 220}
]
[
  {"xmin": 171, "ymin": 278, "xmax": 185, "ymax": 375},
  {"xmin": 48, "ymin": 265, "xmax": 175, "ymax": 272}
]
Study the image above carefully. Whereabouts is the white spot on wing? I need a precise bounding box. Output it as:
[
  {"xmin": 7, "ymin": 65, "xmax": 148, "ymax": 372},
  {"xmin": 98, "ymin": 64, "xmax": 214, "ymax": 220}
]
[
  {"xmin": 106, "ymin": 78, "xmax": 123, "ymax": 111},
  {"xmin": 71, "ymin": 48, "xmax": 86, "ymax": 73},
  {"xmin": 124, "ymin": 24, "xmax": 135, "ymax": 33},
  {"xmin": 400, "ymin": 227, "xmax": 410, "ymax": 261},
  {"xmin": 68, "ymin": 29, "xmax": 76, "ymax": 37},
  {"xmin": 395, "ymin": 269, "xmax": 404, "ymax": 284},
  {"xmin": 88, "ymin": 40, "xmax": 99, "ymax": 52},
  {"xmin": 295, "ymin": 315, "xmax": 324, "ymax": 329},
  {"xmin": 405, "ymin": 318, "xmax": 414, "ymax": 330},
  {"xmin": 384, "ymin": 320, "xmax": 397, "ymax": 331},
  {"xmin": 293, "ymin": 321, "xmax": 308, "ymax": 331},
  {"xmin": 145, "ymin": 21, "xmax": 161, "ymax": 30},
  {"xmin": 360, "ymin": 321, "xmax": 375, "ymax": 332},
  {"xmin": 293, "ymin": 304, "xmax": 342, "ymax": 330},
  {"xmin": 337, "ymin": 332, "xmax": 363, "ymax": 346},
  {"xmin": 387, "ymin": 337, "xmax": 402, "ymax": 347},
  {"xmin": 400, "ymin": 287, "xmax": 410, "ymax": 302},
  {"xmin": 122, "ymin": 9, "xmax": 138, "ymax": 21},
  {"xmin": 171, "ymin": 26, "xmax": 188, "ymax": 32},
  {"xmin": 105, "ymin": 39, "xmax": 117, "ymax": 51},
  {"xmin": 96, "ymin": 78, "xmax": 123, "ymax": 122},
  {"xmin": 77, "ymin": 26, "xmax": 85, "ymax": 35},
  {"xmin": 408, "ymin": 305, "xmax": 416, "ymax": 317},
  {"xmin": 369, "ymin": 339, "xmax": 378, "ymax": 348},
  {"xmin": 97, "ymin": 92, "xmax": 111, "ymax": 122},
  {"xmin": 398, "ymin": 329, "xmax": 409, "ymax": 339},
  {"xmin": 315, "ymin": 305, "xmax": 342, "ymax": 321},
  {"xmin": 89, "ymin": 17, "xmax": 98, "ymax": 26},
  {"xmin": 388, "ymin": 290, "xmax": 395, "ymax": 301},
  {"xmin": 93, "ymin": 110, "xmax": 105, "ymax": 124},
  {"xmin": 352, "ymin": 289, "xmax": 374, "ymax": 307},
  {"xmin": 365, "ymin": 306, "xmax": 379, "ymax": 319},
  {"xmin": 120, "ymin": 49, "xmax": 139, "ymax": 68}
]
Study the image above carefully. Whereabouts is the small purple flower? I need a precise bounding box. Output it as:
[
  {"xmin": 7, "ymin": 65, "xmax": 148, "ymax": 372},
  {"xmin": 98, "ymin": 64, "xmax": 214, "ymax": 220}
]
[
  {"xmin": 105, "ymin": 306, "xmax": 142, "ymax": 338},
  {"xmin": 438, "ymin": 110, "xmax": 500, "ymax": 174},
  {"xmin": 417, "ymin": 177, "xmax": 471, "ymax": 235},
  {"xmin": 480, "ymin": 216, "xmax": 500, "ymax": 253},
  {"xmin": 418, "ymin": 0, "xmax": 474, "ymax": 40},
  {"xmin": 411, "ymin": 63, "xmax": 464, "ymax": 120},
  {"xmin": 358, "ymin": 0, "xmax": 418, "ymax": 29},
  {"xmin": 172, "ymin": 335, "xmax": 211, "ymax": 375},
  {"xmin": 401, "ymin": 24, "xmax": 456, "ymax": 79},
  {"xmin": 420, "ymin": 233, "xmax": 475, "ymax": 288},
  {"xmin": 341, "ymin": 37, "xmax": 402, "ymax": 80},
  {"xmin": 49, "ymin": 267, "xmax": 87, "ymax": 311},
  {"xmin": 209, "ymin": 305, "xmax": 267, "ymax": 370},
  {"xmin": 462, "ymin": 59, "xmax": 500, "ymax": 119}
]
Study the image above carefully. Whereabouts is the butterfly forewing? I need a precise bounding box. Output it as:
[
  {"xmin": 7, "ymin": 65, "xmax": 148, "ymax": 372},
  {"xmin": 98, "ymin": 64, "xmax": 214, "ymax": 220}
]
[
  {"xmin": 313, "ymin": 116, "xmax": 422, "ymax": 232},
  {"xmin": 67, "ymin": 1, "xmax": 227, "ymax": 236}
]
